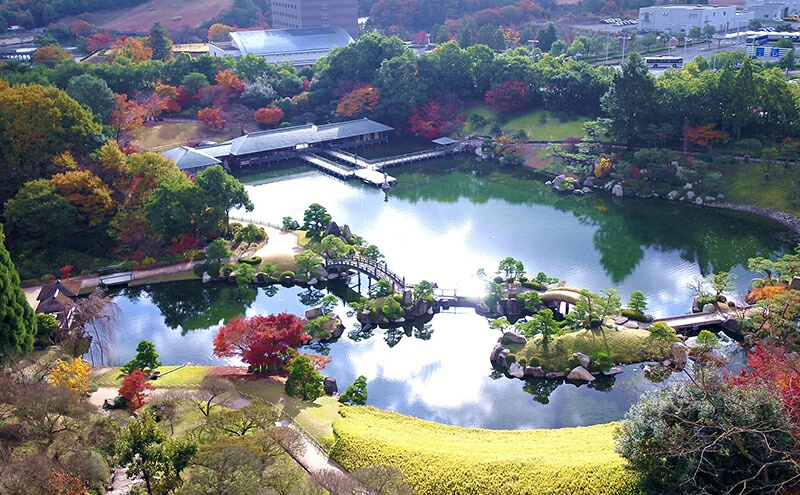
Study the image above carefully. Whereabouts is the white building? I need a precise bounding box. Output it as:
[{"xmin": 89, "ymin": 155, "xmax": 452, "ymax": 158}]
[
  {"xmin": 209, "ymin": 26, "xmax": 353, "ymax": 66},
  {"xmin": 745, "ymin": 0, "xmax": 800, "ymax": 20},
  {"xmin": 638, "ymin": 5, "xmax": 737, "ymax": 35}
]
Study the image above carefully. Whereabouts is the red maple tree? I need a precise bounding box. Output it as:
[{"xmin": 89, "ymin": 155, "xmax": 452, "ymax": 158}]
[
  {"xmin": 215, "ymin": 70, "xmax": 246, "ymax": 95},
  {"xmin": 485, "ymin": 80, "xmax": 533, "ymax": 113},
  {"xmin": 408, "ymin": 99, "xmax": 462, "ymax": 139},
  {"xmin": 119, "ymin": 370, "xmax": 155, "ymax": 409},
  {"xmin": 198, "ymin": 107, "xmax": 226, "ymax": 129},
  {"xmin": 213, "ymin": 313, "xmax": 308, "ymax": 372},
  {"xmin": 335, "ymin": 86, "xmax": 380, "ymax": 118},
  {"xmin": 254, "ymin": 107, "xmax": 285, "ymax": 126}
]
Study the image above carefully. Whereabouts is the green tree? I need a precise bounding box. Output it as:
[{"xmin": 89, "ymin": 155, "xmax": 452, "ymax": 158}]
[
  {"xmin": 780, "ymin": 49, "xmax": 795, "ymax": 71},
  {"xmin": 695, "ymin": 329, "xmax": 720, "ymax": 352},
  {"xmin": 497, "ymin": 256, "xmax": 524, "ymax": 280},
  {"xmin": 66, "ymin": 74, "xmax": 115, "ymax": 122},
  {"xmin": 380, "ymin": 297, "xmax": 404, "ymax": 320},
  {"xmin": 374, "ymin": 52, "xmax": 428, "ymax": 126},
  {"xmin": 206, "ymin": 238, "xmax": 232, "ymax": 264},
  {"xmin": 302, "ymin": 203, "xmax": 332, "ymax": 238},
  {"xmin": 412, "ymin": 280, "xmax": 435, "ymax": 300},
  {"xmin": 3, "ymin": 179, "xmax": 77, "ymax": 244},
  {"xmin": 148, "ymin": 22, "xmax": 172, "ymax": 61},
  {"xmin": 235, "ymin": 263, "xmax": 256, "ymax": 286},
  {"xmin": 295, "ymin": 250, "xmax": 323, "ymax": 280},
  {"xmin": 702, "ymin": 25, "xmax": 716, "ymax": 38},
  {"xmin": 284, "ymin": 355, "xmax": 324, "ymax": 401},
  {"xmin": 181, "ymin": 72, "xmax": 209, "ymax": 95},
  {"xmin": 519, "ymin": 308, "xmax": 560, "ymax": 342},
  {"xmin": 601, "ymin": 53, "xmax": 659, "ymax": 147},
  {"xmin": 689, "ymin": 26, "xmax": 702, "ymax": 39},
  {"xmin": 538, "ymin": 23, "xmax": 557, "ymax": 52},
  {"xmin": 458, "ymin": 23, "xmax": 473, "ymax": 48},
  {"xmin": 369, "ymin": 278, "xmax": 395, "ymax": 298},
  {"xmin": 628, "ymin": 290, "xmax": 648, "ymax": 314},
  {"xmin": 549, "ymin": 39, "xmax": 566, "ymax": 56},
  {"xmin": 144, "ymin": 175, "xmax": 209, "ymax": 240},
  {"xmin": 340, "ymin": 375, "xmax": 368, "ymax": 405},
  {"xmin": 195, "ymin": 165, "xmax": 253, "ymax": 236},
  {"xmin": 362, "ymin": 244, "xmax": 384, "ymax": 261},
  {"xmin": 121, "ymin": 340, "xmax": 162, "ymax": 374},
  {"xmin": 709, "ymin": 271, "xmax": 736, "ymax": 296},
  {"xmin": 321, "ymin": 234, "xmax": 351, "ymax": 258},
  {"xmin": 116, "ymin": 412, "xmax": 197, "ymax": 495},
  {"xmin": 0, "ymin": 224, "xmax": 36, "ymax": 363}
]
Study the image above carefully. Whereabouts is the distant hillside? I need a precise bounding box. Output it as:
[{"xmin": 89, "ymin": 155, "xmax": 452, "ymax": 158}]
[{"xmin": 62, "ymin": 0, "xmax": 235, "ymax": 33}]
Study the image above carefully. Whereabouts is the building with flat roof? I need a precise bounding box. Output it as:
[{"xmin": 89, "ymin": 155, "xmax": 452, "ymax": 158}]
[
  {"xmin": 638, "ymin": 5, "xmax": 737, "ymax": 35},
  {"xmin": 745, "ymin": 0, "xmax": 800, "ymax": 20},
  {"xmin": 209, "ymin": 26, "xmax": 353, "ymax": 66},
  {"xmin": 271, "ymin": 0, "xmax": 358, "ymax": 39},
  {"xmin": 163, "ymin": 119, "xmax": 393, "ymax": 174}
]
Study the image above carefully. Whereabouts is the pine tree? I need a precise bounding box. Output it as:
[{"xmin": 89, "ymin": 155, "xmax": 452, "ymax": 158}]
[
  {"xmin": 148, "ymin": 22, "xmax": 172, "ymax": 61},
  {"xmin": 284, "ymin": 355, "xmax": 324, "ymax": 401},
  {"xmin": 0, "ymin": 224, "xmax": 36, "ymax": 363},
  {"xmin": 538, "ymin": 24, "xmax": 558, "ymax": 52}
]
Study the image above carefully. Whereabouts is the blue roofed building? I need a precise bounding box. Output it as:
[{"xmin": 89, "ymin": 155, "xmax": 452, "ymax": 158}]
[{"xmin": 208, "ymin": 26, "xmax": 353, "ymax": 66}]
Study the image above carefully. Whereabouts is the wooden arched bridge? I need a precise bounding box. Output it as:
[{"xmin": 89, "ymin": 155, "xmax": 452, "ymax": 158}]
[{"xmin": 324, "ymin": 256, "xmax": 405, "ymax": 291}]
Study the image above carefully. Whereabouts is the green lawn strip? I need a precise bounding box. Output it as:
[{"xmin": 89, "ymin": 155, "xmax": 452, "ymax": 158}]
[
  {"xmin": 234, "ymin": 378, "xmax": 340, "ymax": 446},
  {"xmin": 92, "ymin": 365, "xmax": 218, "ymax": 388},
  {"xmin": 503, "ymin": 111, "xmax": 588, "ymax": 141},
  {"xmin": 725, "ymin": 161, "xmax": 800, "ymax": 217},
  {"xmin": 129, "ymin": 270, "xmax": 201, "ymax": 287},
  {"xmin": 513, "ymin": 328, "xmax": 657, "ymax": 373},
  {"xmin": 135, "ymin": 122, "xmax": 240, "ymax": 150}
]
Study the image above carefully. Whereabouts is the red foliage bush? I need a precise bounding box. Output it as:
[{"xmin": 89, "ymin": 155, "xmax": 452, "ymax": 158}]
[
  {"xmin": 119, "ymin": 370, "xmax": 155, "ymax": 409},
  {"xmin": 213, "ymin": 313, "xmax": 308, "ymax": 372},
  {"xmin": 485, "ymin": 80, "xmax": 533, "ymax": 113}
]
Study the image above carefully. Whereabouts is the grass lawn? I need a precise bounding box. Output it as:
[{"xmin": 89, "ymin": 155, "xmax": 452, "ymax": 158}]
[
  {"xmin": 510, "ymin": 328, "xmax": 657, "ymax": 373},
  {"xmin": 330, "ymin": 406, "xmax": 638, "ymax": 495},
  {"xmin": 92, "ymin": 365, "xmax": 245, "ymax": 388},
  {"xmin": 234, "ymin": 377, "xmax": 340, "ymax": 447},
  {"xmin": 725, "ymin": 161, "xmax": 800, "ymax": 217},
  {"xmin": 260, "ymin": 253, "xmax": 299, "ymax": 273},
  {"xmin": 462, "ymin": 103, "xmax": 588, "ymax": 141},
  {"xmin": 129, "ymin": 270, "xmax": 200, "ymax": 287},
  {"xmin": 135, "ymin": 122, "xmax": 241, "ymax": 150}
]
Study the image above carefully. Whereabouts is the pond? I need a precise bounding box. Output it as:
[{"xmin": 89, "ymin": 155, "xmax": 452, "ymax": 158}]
[{"xmin": 106, "ymin": 155, "xmax": 792, "ymax": 430}]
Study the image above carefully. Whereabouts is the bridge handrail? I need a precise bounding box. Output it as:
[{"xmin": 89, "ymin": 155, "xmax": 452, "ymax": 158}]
[{"xmin": 324, "ymin": 255, "xmax": 405, "ymax": 288}]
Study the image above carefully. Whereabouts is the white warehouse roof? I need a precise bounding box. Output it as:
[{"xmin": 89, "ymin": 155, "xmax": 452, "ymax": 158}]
[{"xmin": 229, "ymin": 27, "xmax": 353, "ymax": 57}]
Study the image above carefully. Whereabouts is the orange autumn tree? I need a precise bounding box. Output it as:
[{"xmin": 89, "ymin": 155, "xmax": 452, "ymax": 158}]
[
  {"xmin": 686, "ymin": 124, "xmax": 729, "ymax": 155},
  {"xmin": 48, "ymin": 469, "xmax": 88, "ymax": 495},
  {"xmin": 119, "ymin": 369, "xmax": 155, "ymax": 408},
  {"xmin": 155, "ymin": 83, "xmax": 182, "ymax": 113},
  {"xmin": 51, "ymin": 170, "xmax": 116, "ymax": 228},
  {"xmin": 110, "ymin": 94, "xmax": 147, "ymax": 141},
  {"xmin": 254, "ymin": 107, "xmax": 284, "ymax": 126},
  {"xmin": 33, "ymin": 45, "xmax": 71, "ymax": 68},
  {"xmin": 198, "ymin": 107, "xmax": 226, "ymax": 129},
  {"xmin": 208, "ymin": 23, "xmax": 234, "ymax": 42},
  {"xmin": 111, "ymin": 37, "xmax": 153, "ymax": 62},
  {"xmin": 335, "ymin": 86, "xmax": 380, "ymax": 118},
  {"xmin": 49, "ymin": 357, "xmax": 92, "ymax": 395},
  {"xmin": 215, "ymin": 70, "xmax": 246, "ymax": 96}
]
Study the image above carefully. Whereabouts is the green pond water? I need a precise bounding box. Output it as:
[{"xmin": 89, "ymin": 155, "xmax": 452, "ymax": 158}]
[{"xmin": 106, "ymin": 153, "xmax": 793, "ymax": 429}]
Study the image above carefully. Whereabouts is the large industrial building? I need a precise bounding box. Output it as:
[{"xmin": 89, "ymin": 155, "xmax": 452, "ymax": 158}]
[
  {"xmin": 745, "ymin": 0, "xmax": 800, "ymax": 21},
  {"xmin": 271, "ymin": 0, "xmax": 359, "ymax": 39},
  {"xmin": 638, "ymin": 5, "xmax": 737, "ymax": 35},
  {"xmin": 209, "ymin": 26, "xmax": 354, "ymax": 66}
]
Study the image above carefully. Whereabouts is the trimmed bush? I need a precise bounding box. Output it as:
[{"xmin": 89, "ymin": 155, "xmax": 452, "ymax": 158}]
[
  {"xmin": 330, "ymin": 406, "xmax": 639, "ymax": 495},
  {"xmin": 493, "ymin": 276, "xmax": 504, "ymax": 284},
  {"xmin": 280, "ymin": 270, "xmax": 295, "ymax": 279},
  {"xmin": 192, "ymin": 264, "xmax": 205, "ymax": 277},
  {"xmin": 521, "ymin": 281, "xmax": 546, "ymax": 291},
  {"xmin": 207, "ymin": 262, "xmax": 221, "ymax": 278},
  {"xmin": 620, "ymin": 309, "xmax": 648, "ymax": 322},
  {"xmin": 518, "ymin": 276, "xmax": 528, "ymax": 283},
  {"xmin": 40, "ymin": 274, "xmax": 56, "ymax": 283},
  {"xmin": 238, "ymin": 256, "xmax": 262, "ymax": 265},
  {"xmin": 505, "ymin": 354, "xmax": 517, "ymax": 365},
  {"xmin": 529, "ymin": 357, "xmax": 541, "ymax": 367}
]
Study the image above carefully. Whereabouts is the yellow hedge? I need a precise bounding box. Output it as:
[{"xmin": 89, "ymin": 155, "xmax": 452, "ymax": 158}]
[{"xmin": 330, "ymin": 406, "xmax": 640, "ymax": 495}]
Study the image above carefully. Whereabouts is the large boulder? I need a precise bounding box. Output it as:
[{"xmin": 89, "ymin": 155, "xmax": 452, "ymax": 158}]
[
  {"xmin": 524, "ymin": 366, "xmax": 545, "ymax": 377},
  {"xmin": 790, "ymin": 276, "xmax": 800, "ymax": 291},
  {"xmin": 612, "ymin": 183, "xmax": 624, "ymax": 197},
  {"xmin": 341, "ymin": 224, "xmax": 353, "ymax": 240},
  {"xmin": 545, "ymin": 371, "xmax": 566, "ymax": 379},
  {"xmin": 289, "ymin": 220, "xmax": 300, "ymax": 230},
  {"xmin": 583, "ymin": 176, "xmax": 596, "ymax": 187},
  {"xmin": 323, "ymin": 377, "xmax": 338, "ymax": 396},
  {"xmin": 501, "ymin": 332, "xmax": 527, "ymax": 345},
  {"xmin": 572, "ymin": 352, "xmax": 591, "ymax": 369},
  {"xmin": 686, "ymin": 190, "xmax": 696, "ymax": 200},
  {"xmin": 567, "ymin": 366, "xmax": 595, "ymax": 382},
  {"xmin": 305, "ymin": 306, "xmax": 324, "ymax": 320},
  {"xmin": 401, "ymin": 289, "xmax": 413, "ymax": 307},
  {"xmin": 508, "ymin": 362, "xmax": 525, "ymax": 378},
  {"xmin": 325, "ymin": 221, "xmax": 341, "ymax": 237},
  {"xmin": 492, "ymin": 303, "xmax": 504, "ymax": 316},
  {"xmin": 553, "ymin": 175, "xmax": 566, "ymax": 187},
  {"xmin": 490, "ymin": 343, "xmax": 503, "ymax": 362},
  {"xmin": 667, "ymin": 190, "xmax": 678, "ymax": 201},
  {"xmin": 497, "ymin": 349, "xmax": 510, "ymax": 367},
  {"xmin": 505, "ymin": 298, "xmax": 521, "ymax": 316},
  {"xmin": 312, "ymin": 266, "xmax": 329, "ymax": 279},
  {"xmin": 329, "ymin": 315, "xmax": 345, "ymax": 339},
  {"xmin": 413, "ymin": 298, "xmax": 428, "ymax": 318},
  {"xmin": 475, "ymin": 301, "xmax": 490, "ymax": 315},
  {"xmin": 254, "ymin": 272, "xmax": 269, "ymax": 285},
  {"xmin": 202, "ymin": 272, "xmax": 211, "ymax": 284},
  {"xmin": 603, "ymin": 367, "xmax": 624, "ymax": 376},
  {"xmin": 668, "ymin": 342, "xmax": 689, "ymax": 368}
]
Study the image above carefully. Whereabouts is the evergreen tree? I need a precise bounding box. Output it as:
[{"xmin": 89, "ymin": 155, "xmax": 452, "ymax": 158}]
[
  {"xmin": 340, "ymin": 375, "xmax": 368, "ymax": 405},
  {"xmin": 0, "ymin": 224, "xmax": 36, "ymax": 363},
  {"xmin": 458, "ymin": 23, "xmax": 474, "ymax": 49},
  {"xmin": 121, "ymin": 340, "xmax": 162, "ymax": 374},
  {"xmin": 538, "ymin": 23, "xmax": 558, "ymax": 52},
  {"xmin": 148, "ymin": 22, "xmax": 172, "ymax": 61},
  {"xmin": 284, "ymin": 355, "xmax": 324, "ymax": 401},
  {"xmin": 600, "ymin": 52, "xmax": 659, "ymax": 147}
]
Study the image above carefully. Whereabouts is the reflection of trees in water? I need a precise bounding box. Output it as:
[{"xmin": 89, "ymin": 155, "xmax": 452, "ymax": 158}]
[
  {"xmin": 298, "ymin": 289, "xmax": 324, "ymax": 307},
  {"xmin": 122, "ymin": 282, "xmax": 258, "ymax": 335},
  {"xmin": 384, "ymin": 327, "xmax": 405, "ymax": 347},
  {"xmin": 348, "ymin": 323, "xmax": 374, "ymax": 342},
  {"xmin": 261, "ymin": 286, "xmax": 279, "ymax": 297},
  {"xmin": 523, "ymin": 378, "xmax": 561, "ymax": 405},
  {"xmin": 304, "ymin": 341, "xmax": 332, "ymax": 356},
  {"xmin": 391, "ymin": 158, "xmax": 791, "ymax": 283}
]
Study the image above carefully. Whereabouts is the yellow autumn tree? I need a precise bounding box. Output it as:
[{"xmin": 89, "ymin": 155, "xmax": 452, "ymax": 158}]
[
  {"xmin": 49, "ymin": 357, "xmax": 92, "ymax": 395},
  {"xmin": 594, "ymin": 156, "xmax": 612, "ymax": 178},
  {"xmin": 208, "ymin": 23, "xmax": 234, "ymax": 42}
]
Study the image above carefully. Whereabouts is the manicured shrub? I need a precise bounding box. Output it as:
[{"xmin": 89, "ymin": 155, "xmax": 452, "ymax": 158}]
[
  {"xmin": 518, "ymin": 357, "xmax": 527, "ymax": 367},
  {"xmin": 41, "ymin": 274, "xmax": 56, "ymax": 283},
  {"xmin": 192, "ymin": 264, "xmax": 205, "ymax": 277},
  {"xmin": 207, "ymin": 262, "xmax": 221, "ymax": 278},
  {"xmin": 280, "ymin": 270, "xmax": 295, "ymax": 279},
  {"xmin": 381, "ymin": 297, "xmax": 404, "ymax": 321},
  {"xmin": 620, "ymin": 309, "xmax": 648, "ymax": 322},
  {"xmin": 238, "ymin": 256, "xmax": 262, "ymax": 265},
  {"xmin": 505, "ymin": 354, "xmax": 517, "ymax": 365},
  {"xmin": 529, "ymin": 357, "xmax": 541, "ymax": 367},
  {"xmin": 518, "ymin": 276, "xmax": 528, "ymax": 283},
  {"xmin": 330, "ymin": 406, "xmax": 639, "ymax": 495},
  {"xmin": 493, "ymin": 276, "xmax": 504, "ymax": 284},
  {"xmin": 228, "ymin": 223, "xmax": 243, "ymax": 238},
  {"xmin": 591, "ymin": 351, "xmax": 614, "ymax": 372},
  {"xmin": 521, "ymin": 281, "xmax": 546, "ymax": 291}
]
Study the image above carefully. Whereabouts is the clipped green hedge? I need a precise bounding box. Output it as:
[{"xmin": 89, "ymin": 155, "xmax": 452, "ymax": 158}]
[
  {"xmin": 330, "ymin": 407, "xmax": 640, "ymax": 495},
  {"xmin": 620, "ymin": 309, "xmax": 648, "ymax": 322},
  {"xmin": 238, "ymin": 256, "xmax": 262, "ymax": 265},
  {"xmin": 521, "ymin": 280, "xmax": 546, "ymax": 291},
  {"xmin": 280, "ymin": 270, "xmax": 295, "ymax": 279}
]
